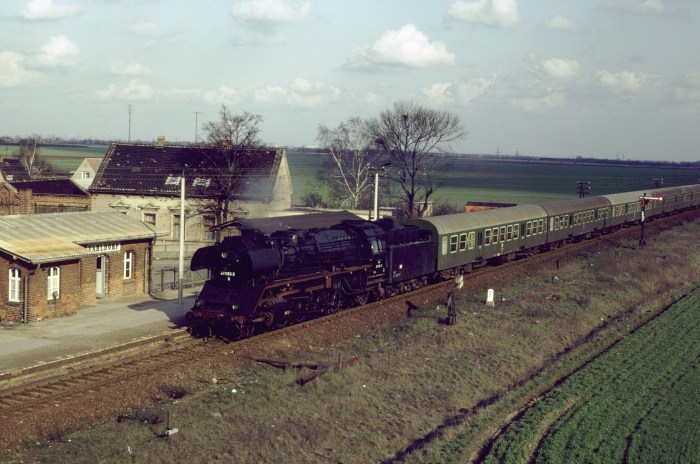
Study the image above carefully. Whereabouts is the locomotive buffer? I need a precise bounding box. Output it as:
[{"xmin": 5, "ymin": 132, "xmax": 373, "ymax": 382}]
[{"xmin": 639, "ymin": 193, "xmax": 663, "ymax": 248}]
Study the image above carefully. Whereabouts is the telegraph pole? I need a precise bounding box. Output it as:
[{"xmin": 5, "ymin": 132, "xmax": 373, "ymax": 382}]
[{"xmin": 128, "ymin": 104, "xmax": 132, "ymax": 142}]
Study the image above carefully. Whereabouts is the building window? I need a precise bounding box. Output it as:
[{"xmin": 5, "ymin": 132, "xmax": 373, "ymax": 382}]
[
  {"xmin": 143, "ymin": 212, "xmax": 156, "ymax": 226},
  {"xmin": 203, "ymin": 216, "xmax": 215, "ymax": 240},
  {"xmin": 9, "ymin": 269, "xmax": 20, "ymax": 302},
  {"xmin": 124, "ymin": 251, "xmax": 134, "ymax": 279},
  {"xmin": 48, "ymin": 267, "xmax": 60, "ymax": 300},
  {"xmin": 81, "ymin": 171, "xmax": 90, "ymax": 179}
]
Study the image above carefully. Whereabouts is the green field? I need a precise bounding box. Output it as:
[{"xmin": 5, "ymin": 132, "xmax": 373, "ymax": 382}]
[
  {"xmin": 483, "ymin": 289, "xmax": 700, "ymax": 463},
  {"xmin": 3, "ymin": 144, "xmax": 699, "ymax": 208},
  {"xmin": 287, "ymin": 151, "xmax": 700, "ymax": 207}
]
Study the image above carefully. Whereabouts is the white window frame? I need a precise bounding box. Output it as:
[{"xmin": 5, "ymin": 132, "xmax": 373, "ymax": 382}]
[
  {"xmin": 48, "ymin": 267, "xmax": 60, "ymax": 300},
  {"xmin": 124, "ymin": 251, "xmax": 134, "ymax": 279},
  {"xmin": 9, "ymin": 268, "xmax": 20, "ymax": 302}
]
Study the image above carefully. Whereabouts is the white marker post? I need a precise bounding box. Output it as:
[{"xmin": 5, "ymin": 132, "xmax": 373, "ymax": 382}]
[{"xmin": 486, "ymin": 289, "xmax": 495, "ymax": 307}]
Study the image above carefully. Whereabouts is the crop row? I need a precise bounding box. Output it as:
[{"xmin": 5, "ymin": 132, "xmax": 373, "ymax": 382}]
[{"xmin": 483, "ymin": 288, "xmax": 700, "ymax": 463}]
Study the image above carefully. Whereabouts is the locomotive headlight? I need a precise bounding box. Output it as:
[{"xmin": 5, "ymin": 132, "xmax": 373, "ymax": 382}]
[
  {"xmin": 195, "ymin": 299, "xmax": 203, "ymax": 307},
  {"xmin": 231, "ymin": 304, "xmax": 239, "ymax": 311},
  {"xmin": 221, "ymin": 251, "xmax": 228, "ymax": 258}
]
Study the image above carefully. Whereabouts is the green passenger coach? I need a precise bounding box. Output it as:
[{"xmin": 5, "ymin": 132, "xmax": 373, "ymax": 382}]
[{"xmin": 407, "ymin": 205, "xmax": 548, "ymax": 277}]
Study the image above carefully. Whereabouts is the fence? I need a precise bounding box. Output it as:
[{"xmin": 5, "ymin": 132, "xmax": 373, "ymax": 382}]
[{"xmin": 153, "ymin": 267, "xmax": 209, "ymax": 293}]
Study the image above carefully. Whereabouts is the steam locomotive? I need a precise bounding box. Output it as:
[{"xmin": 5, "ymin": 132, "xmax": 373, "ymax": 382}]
[{"xmin": 186, "ymin": 183, "xmax": 700, "ymax": 338}]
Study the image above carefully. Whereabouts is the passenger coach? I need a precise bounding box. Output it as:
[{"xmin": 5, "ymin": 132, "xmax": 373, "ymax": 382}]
[{"xmin": 406, "ymin": 205, "xmax": 548, "ymax": 277}]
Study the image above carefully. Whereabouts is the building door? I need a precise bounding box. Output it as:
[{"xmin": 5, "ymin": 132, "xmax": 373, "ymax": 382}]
[{"xmin": 96, "ymin": 255, "xmax": 106, "ymax": 298}]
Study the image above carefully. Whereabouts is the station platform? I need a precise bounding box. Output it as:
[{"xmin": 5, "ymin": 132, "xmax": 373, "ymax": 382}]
[{"xmin": 0, "ymin": 287, "xmax": 200, "ymax": 377}]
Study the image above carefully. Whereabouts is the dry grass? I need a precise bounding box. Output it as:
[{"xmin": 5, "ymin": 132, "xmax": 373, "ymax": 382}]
[{"xmin": 3, "ymin": 216, "xmax": 700, "ymax": 464}]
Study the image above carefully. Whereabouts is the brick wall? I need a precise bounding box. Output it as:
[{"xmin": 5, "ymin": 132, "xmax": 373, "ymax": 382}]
[{"xmin": 0, "ymin": 239, "xmax": 153, "ymax": 323}]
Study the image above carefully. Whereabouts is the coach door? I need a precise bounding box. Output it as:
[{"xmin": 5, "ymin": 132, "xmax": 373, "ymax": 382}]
[{"xmin": 96, "ymin": 255, "xmax": 106, "ymax": 299}]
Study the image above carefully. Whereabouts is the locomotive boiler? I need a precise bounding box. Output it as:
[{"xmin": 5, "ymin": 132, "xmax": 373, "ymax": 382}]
[{"xmin": 186, "ymin": 218, "xmax": 435, "ymax": 337}]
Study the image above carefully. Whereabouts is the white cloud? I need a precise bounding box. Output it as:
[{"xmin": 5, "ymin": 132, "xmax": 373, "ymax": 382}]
[
  {"xmin": 447, "ymin": 0, "xmax": 520, "ymax": 28},
  {"xmin": 594, "ymin": 70, "xmax": 655, "ymax": 93},
  {"xmin": 20, "ymin": 0, "xmax": 83, "ymax": 20},
  {"xmin": 346, "ymin": 24, "xmax": 455, "ymax": 69},
  {"xmin": 254, "ymin": 78, "xmax": 340, "ymax": 108},
  {"xmin": 545, "ymin": 15, "xmax": 577, "ymax": 31},
  {"xmin": 540, "ymin": 59, "xmax": 580, "ymax": 79},
  {"xmin": 421, "ymin": 76, "xmax": 495, "ymax": 106},
  {"xmin": 232, "ymin": 0, "xmax": 312, "ymax": 24},
  {"xmin": 203, "ymin": 85, "xmax": 244, "ymax": 106},
  {"xmin": 95, "ymin": 79, "xmax": 155, "ymax": 101},
  {"xmin": 635, "ymin": 0, "xmax": 665, "ymax": 14},
  {"xmin": 35, "ymin": 34, "xmax": 80, "ymax": 67},
  {"xmin": 512, "ymin": 92, "xmax": 566, "ymax": 112},
  {"xmin": 108, "ymin": 62, "xmax": 151, "ymax": 76},
  {"xmin": 0, "ymin": 51, "xmax": 39, "ymax": 87}
]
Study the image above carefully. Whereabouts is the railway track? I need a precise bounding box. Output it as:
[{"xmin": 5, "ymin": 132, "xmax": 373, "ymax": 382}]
[{"xmin": 1, "ymin": 209, "xmax": 695, "ymax": 422}]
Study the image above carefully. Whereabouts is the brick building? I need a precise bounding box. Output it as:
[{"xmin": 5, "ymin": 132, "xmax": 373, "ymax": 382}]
[{"xmin": 0, "ymin": 211, "xmax": 157, "ymax": 323}]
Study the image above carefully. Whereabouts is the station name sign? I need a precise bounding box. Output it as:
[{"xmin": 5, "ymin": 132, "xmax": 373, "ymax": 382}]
[{"xmin": 85, "ymin": 242, "xmax": 121, "ymax": 253}]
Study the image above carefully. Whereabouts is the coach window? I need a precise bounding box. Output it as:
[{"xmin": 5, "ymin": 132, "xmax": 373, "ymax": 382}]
[
  {"xmin": 538, "ymin": 219, "xmax": 544, "ymax": 234},
  {"xmin": 525, "ymin": 221, "xmax": 532, "ymax": 237},
  {"xmin": 450, "ymin": 235, "xmax": 458, "ymax": 253},
  {"xmin": 468, "ymin": 232, "xmax": 476, "ymax": 249},
  {"xmin": 441, "ymin": 236, "xmax": 448, "ymax": 255},
  {"xmin": 9, "ymin": 269, "xmax": 20, "ymax": 302},
  {"xmin": 459, "ymin": 233, "xmax": 467, "ymax": 251},
  {"xmin": 124, "ymin": 251, "xmax": 134, "ymax": 279},
  {"xmin": 47, "ymin": 267, "xmax": 60, "ymax": 300},
  {"xmin": 499, "ymin": 226, "xmax": 506, "ymax": 242},
  {"xmin": 513, "ymin": 224, "xmax": 520, "ymax": 239},
  {"xmin": 484, "ymin": 228, "xmax": 491, "ymax": 245},
  {"xmin": 506, "ymin": 225, "xmax": 513, "ymax": 241},
  {"xmin": 492, "ymin": 227, "xmax": 499, "ymax": 244}
]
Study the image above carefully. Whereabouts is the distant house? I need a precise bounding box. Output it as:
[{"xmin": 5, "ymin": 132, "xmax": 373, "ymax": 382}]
[
  {"xmin": 88, "ymin": 142, "xmax": 292, "ymax": 258},
  {"xmin": 0, "ymin": 177, "xmax": 90, "ymax": 216},
  {"xmin": 0, "ymin": 157, "xmax": 30, "ymax": 183},
  {"xmin": 465, "ymin": 201, "xmax": 517, "ymax": 213},
  {"xmin": 0, "ymin": 211, "xmax": 157, "ymax": 323},
  {"xmin": 9, "ymin": 178, "xmax": 90, "ymax": 213},
  {"xmin": 71, "ymin": 157, "xmax": 103, "ymax": 189}
]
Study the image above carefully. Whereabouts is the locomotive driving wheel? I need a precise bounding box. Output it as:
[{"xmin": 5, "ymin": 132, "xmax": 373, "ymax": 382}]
[
  {"xmin": 354, "ymin": 292, "xmax": 369, "ymax": 306},
  {"xmin": 325, "ymin": 289, "xmax": 344, "ymax": 314},
  {"xmin": 237, "ymin": 322, "xmax": 255, "ymax": 339}
]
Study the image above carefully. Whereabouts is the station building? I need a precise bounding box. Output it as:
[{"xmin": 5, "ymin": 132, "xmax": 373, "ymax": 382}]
[{"xmin": 0, "ymin": 211, "xmax": 158, "ymax": 323}]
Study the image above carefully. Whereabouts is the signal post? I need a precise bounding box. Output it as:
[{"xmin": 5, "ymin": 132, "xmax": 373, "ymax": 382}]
[{"xmin": 639, "ymin": 193, "xmax": 663, "ymax": 248}]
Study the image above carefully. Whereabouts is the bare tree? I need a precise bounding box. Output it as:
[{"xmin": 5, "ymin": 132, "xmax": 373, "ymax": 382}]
[
  {"xmin": 369, "ymin": 101, "xmax": 465, "ymax": 219},
  {"xmin": 16, "ymin": 135, "xmax": 51, "ymax": 179},
  {"xmin": 316, "ymin": 117, "xmax": 384, "ymax": 209},
  {"xmin": 199, "ymin": 105, "xmax": 265, "ymax": 226}
]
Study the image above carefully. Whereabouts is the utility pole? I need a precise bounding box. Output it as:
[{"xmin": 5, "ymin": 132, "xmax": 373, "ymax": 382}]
[
  {"xmin": 193, "ymin": 112, "xmax": 201, "ymax": 145},
  {"xmin": 128, "ymin": 104, "xmax": 132, "ymax": 142},
  {"xmin": 178, "ymin": 171, "xmax": 186, "ymax": 304}
]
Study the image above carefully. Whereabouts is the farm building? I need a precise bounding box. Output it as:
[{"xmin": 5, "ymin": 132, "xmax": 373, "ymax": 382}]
[
  {"xmin": 71, "ymin": 157, "xmax": 103, "ymax": 189},
  {"xmin": 0, "ymin": 211, "xmax": 157, "ymax": 323},
  {"xmin": 88, "ymin": 142, "xmax": 292, "ymax": 258},
  {"xmin": 6, "ymin": 178, "xmax": 90, "ymax": 214}
]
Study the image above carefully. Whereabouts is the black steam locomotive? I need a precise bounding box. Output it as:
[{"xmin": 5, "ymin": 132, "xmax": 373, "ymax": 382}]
[{"xmin": 186, "ymin": 218, "xmax": 434, "ymax": 337}]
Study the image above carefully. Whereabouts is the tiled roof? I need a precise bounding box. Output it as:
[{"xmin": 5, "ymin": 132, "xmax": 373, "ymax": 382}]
[
  {"xmin": 0, "ymin": 158, "xmax": 31, "ymax": 182},
  {"xmin": 12, "ymin": 178, "xmax": 89, "ymax": 196},
  {"xmin": 0, "ymin": 211, "xmax": 158, "ymax": 264},
  {"xmin": 89, "ymin": 143, "xmax": 283, "ymax": 200},
  {"xmin": 84, "ymin": 158, "xmax": 103, "ymax": 171}
]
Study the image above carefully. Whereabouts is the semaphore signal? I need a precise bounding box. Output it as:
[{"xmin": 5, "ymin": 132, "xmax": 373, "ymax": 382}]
[{"xmin": 639, "ymin": 193, "xmax": 664, "ymax": 247}]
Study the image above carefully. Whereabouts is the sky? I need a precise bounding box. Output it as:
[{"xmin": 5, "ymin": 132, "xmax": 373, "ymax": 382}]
[{"xmin": 0, "ymin": 0, "xmax": 698, "ymax": 161}]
